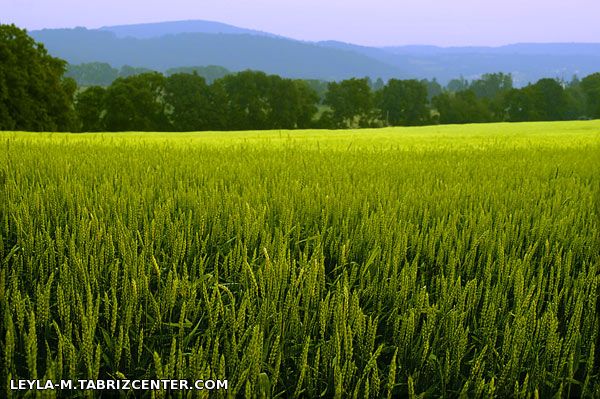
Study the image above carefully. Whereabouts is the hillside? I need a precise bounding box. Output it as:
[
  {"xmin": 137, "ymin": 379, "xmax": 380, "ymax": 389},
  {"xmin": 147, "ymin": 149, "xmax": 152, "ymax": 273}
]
[
  {"xmin": 319, "ymin": 41, "xmax": 600, "ymax": 85},
  {"xmin": 99, "ymin": 19, "xmax": 280, "ymax": 39},
  {"xmin": 30, "ymin": 21, "xmax": 600, "ymax": 84},
  {"xmin": 30, "ymin": 28, "xmax": 406, "ymax": 81}
]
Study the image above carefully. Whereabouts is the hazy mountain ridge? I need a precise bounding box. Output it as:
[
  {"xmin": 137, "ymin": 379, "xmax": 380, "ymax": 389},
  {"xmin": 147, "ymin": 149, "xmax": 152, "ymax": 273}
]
[
  {"xmin": 318, "ymin": 41, "xmax": 600, "ymax": 85},
  {"xmin": 99, "ymin": 20, "xmax": 280, "ymax": 39},
  {"xmin": 381, "ymin": 43, "xmax": 600, "ymax": 56},
  {"xmin": 30, "ymin": 28, "xmax": 406, "ymax": 81},
  {"xmin": 30, "ymin": 20, "xmax": 600, "ymax": 84}
]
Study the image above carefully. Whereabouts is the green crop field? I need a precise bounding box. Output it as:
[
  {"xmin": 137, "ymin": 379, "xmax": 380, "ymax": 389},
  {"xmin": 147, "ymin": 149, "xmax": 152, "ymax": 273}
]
[{"xmin": 1, "ymin": 121, "xmax": 599, "ymax": 398}]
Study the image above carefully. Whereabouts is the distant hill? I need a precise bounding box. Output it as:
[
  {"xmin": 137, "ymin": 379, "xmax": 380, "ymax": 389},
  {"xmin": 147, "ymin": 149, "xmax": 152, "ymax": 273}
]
[
  {"xmin": 386, "ymin": 43, "xmax": 600, "ymax": 56},
  {"xmin": 99, "ymin": 20, "xmax": 280, "ymax": 39},
  {"xmin": 30, "ymin": 28, "xmax": 405, "ymax": 81},
  {"xmin": 30, "ymin": 21, "xmax": 600, "ymax": 85},
  {"xmin": 319, "ymin": 41, "xmax": 600, "ymax": 86}
]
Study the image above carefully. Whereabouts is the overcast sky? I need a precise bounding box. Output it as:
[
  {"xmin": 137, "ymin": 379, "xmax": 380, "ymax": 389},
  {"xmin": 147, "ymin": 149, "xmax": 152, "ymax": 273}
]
[{"xmin": 3, "ymin": 0, "xmax": 600, "ymax": 46}]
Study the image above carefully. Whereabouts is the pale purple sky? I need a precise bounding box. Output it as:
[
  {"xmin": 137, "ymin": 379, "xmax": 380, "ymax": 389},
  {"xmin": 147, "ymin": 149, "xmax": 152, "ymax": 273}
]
[{"xmin": 3, "ymin": 0, "xmax": 600, "ymax": 46}]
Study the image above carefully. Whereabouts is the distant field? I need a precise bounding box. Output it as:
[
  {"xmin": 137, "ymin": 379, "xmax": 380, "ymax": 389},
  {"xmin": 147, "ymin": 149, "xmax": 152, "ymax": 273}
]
[
  {"xmin": 1, "ymin": 121, "xmax": 599, "ymax": 398},
  {"xmin": 10, "ymin": 120, "xmax": 599, "ymax": 149}
]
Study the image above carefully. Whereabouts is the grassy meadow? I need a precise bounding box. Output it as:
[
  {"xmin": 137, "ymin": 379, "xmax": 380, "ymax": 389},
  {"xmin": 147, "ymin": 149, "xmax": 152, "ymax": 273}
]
[{"xmin": 0, "ymin": 121, "xmax": 599, "ymax": 397}]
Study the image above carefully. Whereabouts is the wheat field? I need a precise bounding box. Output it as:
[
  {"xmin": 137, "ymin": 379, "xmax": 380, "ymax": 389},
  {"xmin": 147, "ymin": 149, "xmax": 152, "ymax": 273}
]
[{"xmin": 1, "ymin": 121, "xmax": 599, "ymax": 398}]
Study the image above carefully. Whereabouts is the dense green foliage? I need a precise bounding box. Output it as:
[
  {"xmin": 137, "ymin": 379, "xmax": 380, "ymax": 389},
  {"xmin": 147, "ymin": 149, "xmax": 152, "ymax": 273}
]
[
  {"xmin": 3, "ymin": 24, "xmax": 600, "ymax": 133},
  {"xmin": 433, "ymin": 90, "xmax": 493, "ymax": 125},
  {"xmin": 468, "ymin": 73, "xmax": 513, "ymax": 99},
  {"xmin": 73, "ymin": 70, "xmax": 600, "ymax": 132},
  {"xmin": 441, "ymin": 74, "xmax": 592, "ymax": 124},
  {"xmin": 323, "ymin": 78, "xmax": 376, "ymax": 128},
  {"xmin": 515, "ymin": 79, "xmax": 568, "ymax": 121},
  {"xmin": 1, "ymin": 122, "xmax": 599, "ymax": 398},
  {"xmin": 164, "ymin": 73, "xmax": 215, "ymax": 132},
  {"xmin": 74, "ymin": 87, "xmax": 107, "ymax": 132},
  {"xmin": 580, "ymin": 73, "xmax": 600, "ymax": 119},
  {"xmin": 102, "ymin": 73, "xmax": 171, "ymax": 132},
  {"xmin": 217, "ymin": 71, "xmax": 319, "ymax": 130},
  {"xmin": 76, "ymin": 71, "xmax": 320, "ymax": 132},
  {"xmin": 0, "ymin": 24, "xmax": 76, "ymax": 131},
  {"xmin": 376, "ymin": 79, "xmax": 430, "ymax": 126}
]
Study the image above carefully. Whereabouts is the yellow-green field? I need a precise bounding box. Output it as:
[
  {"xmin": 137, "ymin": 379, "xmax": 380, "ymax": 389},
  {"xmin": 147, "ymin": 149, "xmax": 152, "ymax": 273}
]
[
  {"xmin": 8, "ymin": 120, "xmax": 599, "ymax": 150},
  {"xmin": 1, "ymin": 121, "xmax": 599, "ymax": 398}
]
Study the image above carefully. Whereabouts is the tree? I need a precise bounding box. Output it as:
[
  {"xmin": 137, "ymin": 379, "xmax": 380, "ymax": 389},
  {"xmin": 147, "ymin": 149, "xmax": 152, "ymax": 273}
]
[
  {"xmin": 377, "ymin": 79, "xmax": 430, "ymax": 126},
  {"xmin": 293, "ymin": 80, "xmax": 320, "ymax": 128},
  {"xmin": 446, "ymin": 76, "xmax": 469, "ymax": 93},
  {"xmin": 164, "ymin": 73, "xmax": 212, "ymax": 131},
  {"xmin": 465, "ymin": 73, "xmax": 512, "ymax": 121},
  {"xmin": 303, "ymin": 79, "xmax": 329, "ymax": 103},
  {"xmin": 469, "ymin": 73, "xmax": 513, "ymax": 99},
  {"xmin": 503, "ymin": 88, "xmax": 535, "ymax": 122},
  {"xmin": 502, "ymin": 78, "xmax": 569, "ymax": 122},
  {"xmin": 103, "ymin": 73, "xmax": 169, "ymax": 131},
  {"xmin": 528, "ymin": 78, "xmax": 567, "ymax": 121},
  {"xmin": 563, "ymin": 77, "xmax": 587, "ymax": 120},
  {"xmin": 218, "ymin": 70, "xmax": 272, "ymax": 130},
  {"xmin": 216, "ymin": 71, "xmax": 318, "ymax": 130},
  {"xmin": 0, "ymin": 24, "xmax": 76, "ymax": 131},
  {"xmin": 206, "ymin": 80, "xmax": 230, "ymax": 130},
  {"xmin": 268, "ymin": 77, "xmax": 318, "ymax": 129},
  {"xmin": 580, "ymin": 73, "xmax": 600, "ymax": 118},
  {"xmin": 433, "ymin": 90, "xmax": 492, "ymax": 124},
  {"xmin": 373, "ymin": 78, "xmax": 385, "ymax": 92},
  {"xmin": 323, "ymin": 78, "xmax": 375, "ymax": 128},
  {"xmin": 75, "ymin": 86, "xmax": 106, "ymax": 131},
  {"xmin": 421, "ymin": 78, "xmax": 443, "ymax": 101}
]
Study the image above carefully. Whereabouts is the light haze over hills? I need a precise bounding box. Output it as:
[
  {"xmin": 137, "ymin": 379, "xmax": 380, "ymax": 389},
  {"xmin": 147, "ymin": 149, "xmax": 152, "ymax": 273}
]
[
  {"xmin": 98, "ymin": 20, "xmax": 280, "ymax": 39},
  {"xmin": 29, "ymin": 20, "xmax": 600, "ymax": 85}
]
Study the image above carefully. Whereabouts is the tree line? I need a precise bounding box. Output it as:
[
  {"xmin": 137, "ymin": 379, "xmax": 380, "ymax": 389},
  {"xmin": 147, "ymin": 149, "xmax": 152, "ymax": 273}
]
[
  {"xmin": 73, "ymin": 71, "xmax": 600, "ymax": 132},
  {"xmin": 2, "ymin": 24, "xmax": 600, "ymax": 132}
]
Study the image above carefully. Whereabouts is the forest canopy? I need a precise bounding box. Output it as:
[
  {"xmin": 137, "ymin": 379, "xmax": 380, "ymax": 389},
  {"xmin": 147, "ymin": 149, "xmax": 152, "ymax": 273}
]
[{"xmin": 1, "ymin": 24, "xmax": 599, "ymax": 132}]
